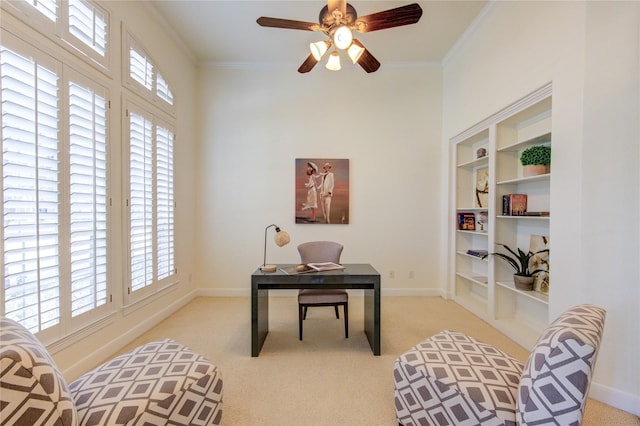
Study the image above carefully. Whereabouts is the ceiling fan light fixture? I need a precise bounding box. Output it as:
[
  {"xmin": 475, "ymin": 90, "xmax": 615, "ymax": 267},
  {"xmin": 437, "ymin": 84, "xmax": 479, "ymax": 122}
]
[
  {"xmin": 310, "ymin": 40, "xmax": 330, "ymax": 61},
  {"xmin": 347, "ymin": 43, "xmax": 365, "ymax": 64},
  {"xmin": 332, "ymin": 25, "xmax": 352, "ymax": 50},
  {"xmin": 326, "ymin": 51, "xmax": 341, "ymax": 71}
]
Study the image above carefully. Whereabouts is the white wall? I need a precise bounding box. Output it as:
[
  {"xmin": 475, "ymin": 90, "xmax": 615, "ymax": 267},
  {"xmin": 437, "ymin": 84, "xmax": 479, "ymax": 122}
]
[
  {"xmin": 195, "ymin": 66, "xmax": 443, "ymax": 295},
  {"xmin": 443, "ymin": 1, "xmax": 640, "ymax": 414}
]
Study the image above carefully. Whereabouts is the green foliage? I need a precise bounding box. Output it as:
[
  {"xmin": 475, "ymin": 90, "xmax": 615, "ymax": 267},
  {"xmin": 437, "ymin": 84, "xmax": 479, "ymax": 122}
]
[
  {"xmin": 520, "ymin": 145, "xmax": 551, "ymax": 166},
  {"xmin": 482, "ymin": 243, "xmax": 549, "ymax": 276}
]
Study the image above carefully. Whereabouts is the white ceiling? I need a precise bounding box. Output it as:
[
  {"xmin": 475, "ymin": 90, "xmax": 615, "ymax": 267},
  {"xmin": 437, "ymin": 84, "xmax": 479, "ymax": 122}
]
[{"xmin": 148, "ymin": 1, "xmax": 488, "ymax": 68}]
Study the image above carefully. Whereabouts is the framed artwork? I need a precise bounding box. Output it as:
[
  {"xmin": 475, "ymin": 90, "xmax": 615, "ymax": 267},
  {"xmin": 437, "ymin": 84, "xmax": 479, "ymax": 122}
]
[
  {"xmin": 529, "ymin": 235, "xmax": 550, "ymax": 293},
  {"xmin": 475, "ymin": 166, "xmax": 489, "ymax": 208},
  {"xmin": 295, "ymin": 158, "xmax": 349, "ymax": 224}
]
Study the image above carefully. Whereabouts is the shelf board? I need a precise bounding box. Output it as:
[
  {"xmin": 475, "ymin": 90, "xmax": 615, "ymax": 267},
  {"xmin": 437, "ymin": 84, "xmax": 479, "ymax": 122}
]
[
  {"xmin": 456, "ymin": 230, "xmax": 489, "ymax": 236},
  {"xmin": 497, "ymin": 173, "xmax": 550, "ymax": 185},
  {"xmin": 457, "ymin": 155, "xmax": 488, "ymax": 169},
  {"xmin": 456, "ymin": 273, "xmax": 488, "ymax": 286},
  {"xmin": 492, "ymin": 319, "xmax": 543, "ymax": 351},
  {"xmin": 453, "ymin": 293, "xmax": 488, "ymax": 318},
  {"xmin": 496, "ymin": 281, "xmax": 549, "ymax": 304},
  {"xmin": 498, "ymin": 132, "xmax": 551, "ymax": 152},
  {"xmin": 457, "ymin": 207, "xmax": 489, "ymax": 212},
  {"xmin": 497, "ymin": 215, "xmax": 550, "ymax": 220},
  {"xmin": 456, "ymin": 251, "xmax": 489, "ymax": 261}
]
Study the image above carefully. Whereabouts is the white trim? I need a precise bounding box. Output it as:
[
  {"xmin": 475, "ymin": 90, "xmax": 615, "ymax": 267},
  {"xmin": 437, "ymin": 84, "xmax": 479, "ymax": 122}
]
[
  {"xmin": 200, "ymin": 60, "xmax": 442, "ymax": 71},
  {"xmin": 442, "ymin": 1, "xmax": 497, "ymax": 68},
  {"xmin": 62, "ymin": 289, "xmax": 197, "ymax": 381},
  {"xmin": 589, "ymin": 382, "xmax": 640, "ymax": 417}
]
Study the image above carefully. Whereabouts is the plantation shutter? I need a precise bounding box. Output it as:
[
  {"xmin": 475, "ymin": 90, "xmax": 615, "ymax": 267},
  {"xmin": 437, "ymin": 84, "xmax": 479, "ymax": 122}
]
[
  {"xmin": 68, "ymin": 79, "xmax": 108, "ymax": 316},
  {"xmin": 156, "ymin": 72, "xmax": 173, "ymax": 106},
  {"xmin": 129, "ymin": 45, "xmax": 153, "ymax": 90},
  {"xmin": 129, "ymin": 110, "xmax": 153, "ymax": 292},
  {"xmin": 1, "ymin": 44, "xmax": 60, "ymax": 333},
  {"xmin": 156, "ymin": 124, "xmax": 174, "ymax": 280},
  {"xmin": 68, "ymin": 0, "xmax": 107, "ymax": 57},
  {"xmin": 25, "ymin": 0, "xmax": 58, "ymax": 22}
]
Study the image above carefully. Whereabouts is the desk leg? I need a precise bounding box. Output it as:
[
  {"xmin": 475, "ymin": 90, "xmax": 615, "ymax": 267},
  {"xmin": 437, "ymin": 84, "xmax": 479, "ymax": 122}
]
[
  {"xmin": 252, "ymin": 286, "xmax": 269, "ymax": 356},
  {"xmin": 364, "ymin": 282, "xmax": 381, "ymax": 355}
]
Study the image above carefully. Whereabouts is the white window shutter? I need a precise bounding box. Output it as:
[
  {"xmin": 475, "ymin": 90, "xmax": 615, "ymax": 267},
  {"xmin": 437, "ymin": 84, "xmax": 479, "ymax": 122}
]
[
  {"xmin": 1, "ymin": 44, "xmax": 61, "ymax": 333},
  {"xmin": 156, "ymin": 125, "xmax": 174, "ymax": 280},
  {"xmin": 68, "ymin": 79, "xmax": 108, "ymax": 317},
  {"xmin": 68, "ymin": 0, "xmax": 108, "ymax": 57},
  {"xmin": 129, "ymin": 110, "xmax": 154, "ymax": 292}
]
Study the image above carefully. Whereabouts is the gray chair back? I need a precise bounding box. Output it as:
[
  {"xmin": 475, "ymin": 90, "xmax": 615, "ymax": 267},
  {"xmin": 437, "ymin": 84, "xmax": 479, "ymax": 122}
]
[
  {"xmin": 517, "ymin": 304, "xmax": 606, "ymax": 425},
  {"xmin": 297, "ymin": 241, "xmax": 343, "ymax": 264}
]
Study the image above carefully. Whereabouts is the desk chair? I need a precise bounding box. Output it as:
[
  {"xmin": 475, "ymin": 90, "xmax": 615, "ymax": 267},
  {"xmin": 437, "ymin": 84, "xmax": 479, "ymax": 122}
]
[{"xmin": 297, "ymin": 241, "xmax": 347, "ymax": 340}]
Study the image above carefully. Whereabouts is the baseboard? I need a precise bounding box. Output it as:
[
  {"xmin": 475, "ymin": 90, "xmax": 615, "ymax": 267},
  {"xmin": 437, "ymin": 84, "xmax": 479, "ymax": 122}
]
[
  {"xmin": 197, "ymin": 288, "xmax": 444, "ymax": 297},
  {"xmin": 590, "ymin": 381, "xmax": 640, "ymax": 416},
  {"xmin": 62, "ymin": 290, "xmax": 197, "ymax": 380}
]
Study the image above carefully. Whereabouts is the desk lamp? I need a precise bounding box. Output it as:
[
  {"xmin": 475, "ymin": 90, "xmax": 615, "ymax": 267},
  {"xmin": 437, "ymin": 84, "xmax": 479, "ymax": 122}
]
[{"xmin": 261, "ymin": 224, "xmax": 290, "ymax": 272}]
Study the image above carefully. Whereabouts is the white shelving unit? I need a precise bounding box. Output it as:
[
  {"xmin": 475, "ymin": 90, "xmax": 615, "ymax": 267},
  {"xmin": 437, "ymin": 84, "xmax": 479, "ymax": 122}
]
[{"xmin": 449, "ymin": 84, "xmax": 552, "ymax": 349}]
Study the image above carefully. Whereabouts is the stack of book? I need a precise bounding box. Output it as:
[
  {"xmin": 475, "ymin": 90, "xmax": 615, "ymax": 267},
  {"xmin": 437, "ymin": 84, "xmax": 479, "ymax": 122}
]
[{"xmin": 466, "ymin": 249, "xmax": 488, "ymax": 258}]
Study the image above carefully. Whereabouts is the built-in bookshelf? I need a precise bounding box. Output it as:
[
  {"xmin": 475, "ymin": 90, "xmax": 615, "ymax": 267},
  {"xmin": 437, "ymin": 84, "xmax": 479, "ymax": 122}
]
[{"xmin": 450, "ymin": 84, "xmax": 552, "ymax": 349}]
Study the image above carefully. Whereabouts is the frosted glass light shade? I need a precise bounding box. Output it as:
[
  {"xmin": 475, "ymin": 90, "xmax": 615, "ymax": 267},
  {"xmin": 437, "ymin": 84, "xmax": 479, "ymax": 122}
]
[
  {"xmin": 333, "ymin": 25, "xmax": 352, "ymax": 50},
  {"xmin": 347, "ymin": 43, "xmax": 364, "ymax": 63},
  {"xmin": 326, "ymin": 51, "xmax": 341, "ymax": 71},
  {"xmin": 274, "ymin": 229, "xmax": 290, "ymax": 247},
  {"xmin": 310, "ymin": 40, "xmax": 329, "ymax": 61}
]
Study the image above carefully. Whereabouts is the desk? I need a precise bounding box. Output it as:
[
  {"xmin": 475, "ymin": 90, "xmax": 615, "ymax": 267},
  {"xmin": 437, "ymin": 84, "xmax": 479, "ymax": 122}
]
[{"xmin": 251, "ymin": 263, "xmax": 381, "ymax": 357}]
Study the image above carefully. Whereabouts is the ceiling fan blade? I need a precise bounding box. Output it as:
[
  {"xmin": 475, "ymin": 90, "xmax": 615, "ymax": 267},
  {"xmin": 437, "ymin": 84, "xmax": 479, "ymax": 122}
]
[
  {"xmin": 257, "ymin": 16, "xmax": 318, "ymax": 31},
  {"xmin": 327, "ymin": 0, "xmax": 347, "ymax": 17},
  {"xmin": 352, "ymin": 39, "xmax": 380, "ymax": 73},
  {"xmin": 298, "ymin": 54, "xmax": 319, "ymax": 73},
  {"xmin": 355, "ymin": 3, "xmax": 423, "ymax": 33}
]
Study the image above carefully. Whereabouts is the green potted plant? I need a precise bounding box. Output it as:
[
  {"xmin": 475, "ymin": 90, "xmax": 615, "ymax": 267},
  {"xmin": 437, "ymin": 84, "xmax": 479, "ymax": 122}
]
[
  {"xmin": 483, "ymin": 243, "xmax": 549, "ymax": 290},
  {"xmin": 520, "ymin": 145, "xmax": 551, "ymax": 177}
]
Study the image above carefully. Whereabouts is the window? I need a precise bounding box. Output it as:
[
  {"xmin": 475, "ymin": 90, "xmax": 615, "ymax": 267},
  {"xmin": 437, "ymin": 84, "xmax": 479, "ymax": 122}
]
[
  {"xmin": 1, "ymin": 32, "xmax": 110, "ymax": 336},
  {"xmin": 22, "ymin": 0, "xmax": 57, "ymax": 22},
  {"xmin": 68, "ymin": 76, "xmax": 109, "ymax": 317},
  {"xmin": 65, "ymin": 0, "xmax": 109, "ymax": 64},
  {"xmin": 1, "ymin": 0, "xmax": 110, "ymax": 70},
  {"xmin": 125, "ymin": 101, "xmax": 175, "ymax": 302},
  {"xmin": 125, "ymin": 33, "xmax": 174, "ymax": 111}
]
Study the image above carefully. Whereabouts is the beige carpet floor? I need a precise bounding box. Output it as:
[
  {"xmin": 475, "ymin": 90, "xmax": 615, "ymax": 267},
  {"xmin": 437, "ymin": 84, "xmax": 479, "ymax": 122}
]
[{"xmin": 114, "ymin": 296, "xmax": 639, "ymax": 425}]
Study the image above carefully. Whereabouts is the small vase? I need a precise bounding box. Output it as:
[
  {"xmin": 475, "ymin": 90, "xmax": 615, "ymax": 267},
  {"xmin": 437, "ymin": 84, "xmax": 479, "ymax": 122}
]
[
  {"xmin": 523, "ymin": 164, "xmax": 549, "ymax": 177},
  {"xmin": 513, "ymin": 275, "xmax": 534, "ymax": 291}
]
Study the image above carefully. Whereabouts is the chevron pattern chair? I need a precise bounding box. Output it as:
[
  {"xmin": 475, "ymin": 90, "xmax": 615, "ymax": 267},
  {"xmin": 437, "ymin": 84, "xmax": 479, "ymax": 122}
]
[
  {"xmin": 393, "ymin": 304, "xmax": 606, "ymax": 426},
  {"xmin": 1, "ymin": 317, "xmax": 223, "ymax": 425}
]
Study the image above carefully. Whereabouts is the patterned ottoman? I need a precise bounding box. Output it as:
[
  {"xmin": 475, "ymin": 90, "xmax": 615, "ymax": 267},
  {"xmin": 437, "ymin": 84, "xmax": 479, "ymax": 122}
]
[
  {"xmin": 1, "ymin": 317, "xmax": 223, "ymax": 426},
  {"xmin": 393, "ymin": 304, "xmax": 606, "ymax": 426}
]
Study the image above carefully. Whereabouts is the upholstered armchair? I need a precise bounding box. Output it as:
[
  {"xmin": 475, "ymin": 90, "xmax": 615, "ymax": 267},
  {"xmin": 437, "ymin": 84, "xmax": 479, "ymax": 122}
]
[
  {"xmin": 393, "ymin": 304, "xmax": 606, "ymax": 426},
  {"xmin": 1, "ymin": 317, "xmax": 223, "ymax": 425},
  {"xmin": 297, "ymin": 241, "xmax": 347, "ymax": 340}
]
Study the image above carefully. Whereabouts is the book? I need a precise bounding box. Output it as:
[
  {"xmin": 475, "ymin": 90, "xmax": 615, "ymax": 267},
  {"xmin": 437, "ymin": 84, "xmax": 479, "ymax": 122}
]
[
  {"xmin": 466, "ymin": 249, "xmax": 488, "ymax": 258},
  {"xmin": 457, "ymin": 212, "xmax": 476, "ymax": 231},
  {"xmin": 502, "ymin": 194, "xmax": 527, "ymax": 216},
  {"xmin": 509, "ymin": 194, "xmax": 527, "ymax": 215},
  {"xmin": 280, "ymin": 262, "xmax": 345, "ymax": 275}
]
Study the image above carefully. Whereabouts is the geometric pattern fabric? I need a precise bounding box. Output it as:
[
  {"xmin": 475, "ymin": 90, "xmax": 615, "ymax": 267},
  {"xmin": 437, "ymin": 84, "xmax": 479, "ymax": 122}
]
[
  {"xmin": 1, "ymin": 317, "xmax": 78, "ymax": 426},
  {"xmin": 1, "ymin": 316, "xmax": 223, "ymax": 426},
  {"xmin": 517, "ymin": 304, "xmax": 606, "ymax": 425},
  {"xmin": 394, "ymin": 330, "xmax": 523, "ymax": 426},
  {"xmin": 393, "ymin": 304, "xmax": 606, "ymax": 426}
]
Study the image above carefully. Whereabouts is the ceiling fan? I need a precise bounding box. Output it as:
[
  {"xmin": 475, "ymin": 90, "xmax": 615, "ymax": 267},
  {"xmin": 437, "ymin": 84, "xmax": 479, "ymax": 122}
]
[{"xmin": 256, "ymin": 1, "xmax": 423, "ymax": 73}]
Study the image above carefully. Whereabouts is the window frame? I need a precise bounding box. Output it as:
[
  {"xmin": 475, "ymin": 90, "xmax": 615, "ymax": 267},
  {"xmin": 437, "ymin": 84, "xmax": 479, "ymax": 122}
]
[
  {"xmin": 1, "ymin": 27, "xmax": 113, "ymax": 346},
  {"xmin": 123, "ymin": 97, "xmax": 176, "ymax": 309}
]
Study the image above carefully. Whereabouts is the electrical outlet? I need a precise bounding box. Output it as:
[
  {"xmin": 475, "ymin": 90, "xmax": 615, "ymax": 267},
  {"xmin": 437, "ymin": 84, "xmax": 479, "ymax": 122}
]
[
  {"xmin": 408, "ymin": 271, "xmax": 414, "ymax": 279},
  {"xmin": 389, "ymin": 270, "xmax": 395, "ymax": 279}
]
